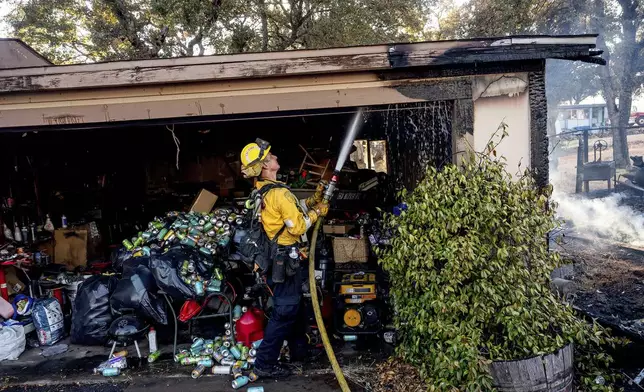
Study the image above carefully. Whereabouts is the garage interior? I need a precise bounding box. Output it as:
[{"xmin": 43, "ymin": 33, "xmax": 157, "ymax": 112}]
[{"xmin": 0, "ymin": 100, "xmax": 453, "ymax": 353}]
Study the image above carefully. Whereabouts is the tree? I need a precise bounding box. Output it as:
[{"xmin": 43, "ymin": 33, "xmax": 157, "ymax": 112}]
[
  {"xmin": 439, "ymin": 0, "xmax": 644, "ymax": 168},
  {"xmin": 3, "ymin": 0, "xmax": 427, "ymax": 63}
]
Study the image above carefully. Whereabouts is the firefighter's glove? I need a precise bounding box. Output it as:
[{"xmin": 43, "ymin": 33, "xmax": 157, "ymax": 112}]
[
  {"xmin": 313, "ymin": 180, "xmax": 328, "ymax": 203},
  {"xmin": 313, "ymin": 202, "xmax": 329, "ymax": 218},
  {"xmin": 306, "ymin": 180, "xmax": 328, "ymax": 208}
]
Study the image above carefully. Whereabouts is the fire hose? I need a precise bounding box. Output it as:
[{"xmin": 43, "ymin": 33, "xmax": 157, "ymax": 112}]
[{"xmin": 308, "ymin": 108, "xmax": 364, "ymax": 392}]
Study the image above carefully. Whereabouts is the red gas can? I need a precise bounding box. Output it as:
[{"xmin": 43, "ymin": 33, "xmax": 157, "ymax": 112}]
[{"xmin": 235, "ymin": 307, "xmax": 265, "ymax": 347}]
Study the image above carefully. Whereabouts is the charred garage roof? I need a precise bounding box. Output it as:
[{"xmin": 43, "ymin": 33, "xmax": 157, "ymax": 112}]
[
  {"xmin": 0, "ymin": 35, "xmax": 603, "ymax": 93},
  {"xmin": 0, "ymin": 34, "xmax": 602, "ymax": 136}
]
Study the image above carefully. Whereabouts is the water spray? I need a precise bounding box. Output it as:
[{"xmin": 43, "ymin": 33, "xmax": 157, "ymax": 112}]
[
  {"xmin": 310, "ymin": 107, "xmax": 364, "ymax": 392},
  {"xmin": 324, "ymin": 108, "xmax": 364, "ymax": 202}
]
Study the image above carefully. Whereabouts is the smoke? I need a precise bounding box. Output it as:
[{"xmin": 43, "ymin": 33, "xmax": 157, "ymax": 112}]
[{"xmin": 553, "ymin": 191, "xmax": 644, "ymax": 246}]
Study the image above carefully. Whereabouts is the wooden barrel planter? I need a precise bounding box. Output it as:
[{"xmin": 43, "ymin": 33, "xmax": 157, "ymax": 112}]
[{"xmin": 489, "ymin": 344, "xmax": 574, "ymax": 392}]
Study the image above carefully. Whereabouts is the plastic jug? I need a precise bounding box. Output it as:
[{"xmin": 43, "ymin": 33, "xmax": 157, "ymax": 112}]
[
  {"xmin": 235, "ymin": 307, "xmax": 265, "ymax": 347},
  {"xmin": 0, "ymin": 296, "xmax": 15, "ymax": 319}
]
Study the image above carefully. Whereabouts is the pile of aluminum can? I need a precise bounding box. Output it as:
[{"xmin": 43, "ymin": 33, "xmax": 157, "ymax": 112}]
[
  {"xmin": 121, "ymin": 209, "xmax": 248, "ymax": 296},
  {"xmin": 122, "ymin": 209, "xmax": 247, "ymax": 258},
  {"xmin": 175, "ymin": 326, "xmax": 262, "ymax": 390}
]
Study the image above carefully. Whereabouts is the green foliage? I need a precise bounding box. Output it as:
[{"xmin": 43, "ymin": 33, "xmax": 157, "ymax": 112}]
[
  {"xmin": 377, "ymin": 125, "xmax": 622, "ymax": 391},
  {"xmin": 5, "ymin": 0, "xmax": 426, "ymax": 63}
]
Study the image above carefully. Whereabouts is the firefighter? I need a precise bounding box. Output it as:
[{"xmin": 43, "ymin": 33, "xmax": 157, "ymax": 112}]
[{"xmin": 240, "ymin": 139, "xmax": 328, "ymax": 379}]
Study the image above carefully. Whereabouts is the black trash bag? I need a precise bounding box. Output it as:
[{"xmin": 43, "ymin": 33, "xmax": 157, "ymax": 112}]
[
  {"xmin": 148, "ymin": 246, "xmax": 209, "ymax": 300},
  {"xmin": 71, "ymin": 275, "xmax": 118, "ymax": 345},
  {"xmin": 111, "ymin": 246, "xmax": 133, "ymax": 273},
  {"xmin": 110, "ymin": 264, "xmax": 168, "ymax": 325},
  {"xmin": 122, "ymin": 256, "xmax": 150, "ymax": 279}
]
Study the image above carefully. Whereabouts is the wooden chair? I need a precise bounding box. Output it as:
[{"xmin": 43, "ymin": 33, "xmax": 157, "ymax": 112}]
[{"xmin": 298, "ymin": 145, "xmax": 329, "ymax": 186}]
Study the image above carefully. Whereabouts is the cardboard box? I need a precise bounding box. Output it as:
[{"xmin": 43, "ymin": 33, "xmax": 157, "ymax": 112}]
[
  {"xmin": 190, "ymin": 189, "xmax": 218, "ymax": 213},
  {"xmin": 333, "ymin": 237, "xmax": 369, "ymax": 263},
  {"xmin": 323, "ymin": 224, "xmax": 356, "ymax": 235},
  {"xmin": 54, "ymin": 228, "xmax": 88, "ymax": 271}
]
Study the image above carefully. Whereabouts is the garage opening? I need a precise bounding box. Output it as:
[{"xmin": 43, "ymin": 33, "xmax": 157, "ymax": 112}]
[{"xmin": 0, "ymin": 100, "xmax": 452, "ymax": 366}]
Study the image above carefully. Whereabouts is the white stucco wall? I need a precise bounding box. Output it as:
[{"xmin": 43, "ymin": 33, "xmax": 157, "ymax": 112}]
[{"xmin": 473, "ymin": 78, "xmax": 531, "ymax": 176}]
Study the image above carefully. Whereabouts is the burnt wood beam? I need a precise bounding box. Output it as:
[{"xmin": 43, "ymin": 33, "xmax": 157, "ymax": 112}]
[{"xmin": 529, "ymin": 68, "xmax": 549, "ymax": 188}]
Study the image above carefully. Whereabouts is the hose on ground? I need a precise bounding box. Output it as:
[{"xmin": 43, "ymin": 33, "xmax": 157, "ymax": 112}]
[{"xmin": 309, "ymin": 217, "xmax": 351, "ymax": 392}]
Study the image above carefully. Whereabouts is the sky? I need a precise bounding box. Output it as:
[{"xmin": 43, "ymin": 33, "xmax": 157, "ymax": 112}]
[{"xmin": 0, "ymin": 2, "xmax": 10, "ymax": 38}]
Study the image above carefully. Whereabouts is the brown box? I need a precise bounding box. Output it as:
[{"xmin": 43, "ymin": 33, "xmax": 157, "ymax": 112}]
[
  {"xmin": 190, "ymin": 189, "xmax": 218, "ymax": 213},
  {"xmin": 323, "ymin": 224, "xmax": 356, "ymax": 235},
  {"xmin": 2, "ymin": 266, "xmax": 26, "ymax": 295},
  {"xmin": 333, "ymin": 237, "xmax": 369, "ymax": 263},
  {"xmin": 54, "ymin": 228, "xmax": 88, "ymax": 270}
]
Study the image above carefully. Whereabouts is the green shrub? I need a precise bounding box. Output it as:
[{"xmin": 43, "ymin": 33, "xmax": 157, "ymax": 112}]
[{"xmin": 377, "ymin": 127, "xmax": 621, "ymax": 391}]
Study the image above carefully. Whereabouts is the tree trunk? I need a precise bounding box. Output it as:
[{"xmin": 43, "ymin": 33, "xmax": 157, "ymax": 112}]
[
  {"xmin": 611, "ymin": 0, "xmax": 641, "ymax": 168},
  {"xmin": 606, "ymin": 98, "xmax": 627, "ymax": 168},
  {"xmin": 258, "ymin": 0, "xmax": 269, "ymax": 51}
]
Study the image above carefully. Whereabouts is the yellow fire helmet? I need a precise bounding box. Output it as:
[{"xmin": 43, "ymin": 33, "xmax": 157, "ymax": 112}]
[{"xmin": 240, "ymin": 138, "xmax": 271, "ymax": 178}]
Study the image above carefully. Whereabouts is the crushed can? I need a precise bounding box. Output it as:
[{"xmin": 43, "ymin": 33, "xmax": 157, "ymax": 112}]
[
  {"xmin": 194, "ymin": 281, "xmax": 204, "ymax": 296},
  {"xmin": 229, "ymin": 346, "xmax": 241, "ymax": 360},
  {"xmin": 207, "ymin": 280, "xmax": 221, "ymax": 292},
  {"xmin": 147, "ymin": 351, "xmax": 161, "ymax": 363},
  {"xmin": 191, "ymin": 364, "xmax": 206, "ymax": 379},
  {"xmin": 248, "ymin": 372, "xmax": 259, "ymax": 382},
  {"xmin": 181, "ymin": 356, "xmax": 210, "ymax": 366},
  {"xmin": 174, "ymin": 350, "xmax": 190, "ymax": 363},
  {"xmin": 247, "ymin": 387, "xmax": 264, "ymax": 392},
  {"xmin": 232, "ymin": 376, "xmax": 250, "ymax": 389},
  {"xmin": 191, "ymin": 337, "xmax": 205, "ymax": 349},
  {"xmin": 251, "ymin": 339, "xmax": 263, "ymax": 349},
  {"xmin": 213, "ymin": 350, "xmax": 225, "ymax": 363},
  {"xmin": 232, "ymin": 365, "xmax": 243, "ymax": 379},
  {"xmin": 102, "ymin": 367, "xmax": 120, "ymax": 377},
  {"xmin": 156, "ymin": 228, "xmax": 169, "ymax": 241},
  {"xmin": 122, "ymin": 239, "xmax": 134, "ymax": 250},
  {"xmin": 221, "ymin": 358, "xmax": 235, "ymax": 366},
  {"xmin": 197, "ymin": 358, "xmax": 214, "ymax": 367}
]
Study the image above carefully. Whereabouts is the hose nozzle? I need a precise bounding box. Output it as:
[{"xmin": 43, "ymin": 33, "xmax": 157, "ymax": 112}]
[{"xmin": 323, "ymin": 171, "xmax": 340, "ymax": 202}]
